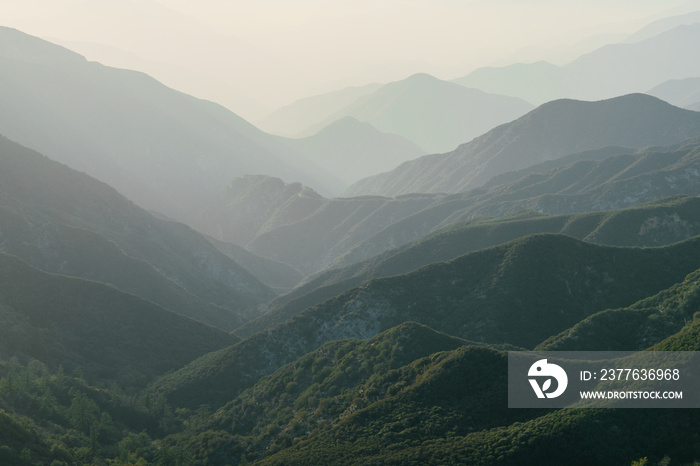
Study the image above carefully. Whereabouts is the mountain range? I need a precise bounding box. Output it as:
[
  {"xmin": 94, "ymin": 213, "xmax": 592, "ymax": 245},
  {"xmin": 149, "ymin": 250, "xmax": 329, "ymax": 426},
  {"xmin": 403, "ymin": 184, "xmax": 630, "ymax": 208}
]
[
  {"xmin": 280, "ymin": 117, "xmax": 425, "ymax": 186},
  {"xmin": 454, "ymin": 22, "xmax": 700, "ymax": 106},
  {"xmin": 258, "ymin": 266, "xmax": 700, "ymax": 465},
  {"xmin": 240, "ymin": 195, "xmax": 700, "ymax": 337},
  {"xmin": 0, "ymin": 134, "xmax": 274, "ymax": 330},
  {"xmin": 257, "ymin": 83, "xmax": 382, "ymax": 136},
  {"xmin": 153, "ymin": 233, "xmax": 700, "ymax": 411},
  {"xmin": 648, "ymin": 77, "xmax": 700, "ymax": 111},
  {"xmin": 196, "ymin": 174, "xmax": 443, "ymax": 275},
  {"xmin": 203, "ymin": 131, "xmax": 700, "ymax": 278},
  {"xmin": 6, "ymin": 12, "xmax": 700, "ymax": 465},
  {"xmin": 345, "ymin": 93, "xmax": 700, "ymax": 197},
  {"xmin": 0, "ymin": 26, "xmax": 337, "ymax": 227},
  {"xmin": 0, "ymin": 252, "xmax": 237, "ymax": 387},
  {"xmin": 296, "ymin": 73, "xmax": 534, "ymax": 154}
]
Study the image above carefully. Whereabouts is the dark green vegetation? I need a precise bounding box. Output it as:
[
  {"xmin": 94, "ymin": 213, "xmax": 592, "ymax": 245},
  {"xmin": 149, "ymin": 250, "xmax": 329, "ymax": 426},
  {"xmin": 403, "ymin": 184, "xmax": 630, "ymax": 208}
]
[
  {"xmin": 241, "ymin": 195, "xmax": 700, "ymax": 337},
  {"xmin": 5, "ymin": 181, "xmax": 700, "ymax": 464},
  {"xmin": 258, "ymin": 278, "xmax": 700, "ymax": 466},
  {"xmin": 155, "ymin": 233, "xmax": 700, "ymax": 412},
  {"xmin": 0, "ymin": 357, "xmax": 199, "ymax": 465},
  {"xmin": 0, "ymin": 252, "xmax": 236, "ymax": 387},
  {"xmin": 5, "ymin": 19, "xmax": 700, "ymax": 466}
]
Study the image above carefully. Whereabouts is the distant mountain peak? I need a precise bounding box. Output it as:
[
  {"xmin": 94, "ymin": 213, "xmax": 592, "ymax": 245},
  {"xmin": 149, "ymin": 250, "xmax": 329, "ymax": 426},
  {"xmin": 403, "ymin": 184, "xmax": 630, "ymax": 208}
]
[{"xmin": 346, "ymin": 92, "xmax": 700, "ymax": 197}]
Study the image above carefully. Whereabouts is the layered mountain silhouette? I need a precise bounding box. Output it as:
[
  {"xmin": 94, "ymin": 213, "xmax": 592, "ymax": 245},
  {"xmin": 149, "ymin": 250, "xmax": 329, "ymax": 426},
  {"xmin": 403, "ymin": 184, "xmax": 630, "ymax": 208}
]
[
  {"xmin": 454, "ymin": 23, "xmax": 700, "ymax": 105},
  {"xmin": 7, "ymin": 9, "xmax": 700, "ymax": 464},
  {"xmin": 336, "ymin": 140, "xmax": 700, "ymax": 271},
  {"xmin": 152, "ymin": 234, "xmax": 700, "ymax": 409},
  {"xmin": 0, "ymin": 134, "xmax": 274, "ymax": 330},
  {"xmin": 257, "ymin": 83, "xmax": 382, "ymax": 136},
  {"xmin": 206, "ymin": 135, "xmax": 700, "ymax": 277},
  {"xmin": 281, "ymin": 117, "xmax": 425, "ymax": 185},
  {"xmin": 240, "ymin": 195, "xmax": 700, "ymax": 337},
  {"xmin": 345, "ymin": 94, "xmax": 700, "ymax": 197},
  {"xmin": 0, "ymin": 26, "xmax": 337, "ymax": 226},
  {"xmin": 0, "ymin": 252, "xmax": 237, "ymax": 386},
  {"xmin": 300, "ymin": 73, "xmax": 534, "ymax": 154},
  {"xmin": 648, "ymin": 77, "xmax": 700, "ymax": 111},
  {"xmin": 177, "ymin": 323, "xmax": 514, "ymax": 463},
  {"xmin": 196, "ymin": 175, "xmax": 443, "ymax": 274},
  {"xmin": 261, "ymin": 73, "xmax": 533, "ymax": 154},
  {"xmin": 205, "ymin": 236, "xmax": 304, "ymax": 292}
]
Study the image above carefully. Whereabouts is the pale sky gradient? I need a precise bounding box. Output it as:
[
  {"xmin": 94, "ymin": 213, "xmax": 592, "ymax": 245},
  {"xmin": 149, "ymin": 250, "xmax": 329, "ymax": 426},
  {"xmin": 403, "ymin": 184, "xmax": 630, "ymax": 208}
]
[{"xmin": 1, "ymin": 0, "xmax": 699, "ymax": 120}]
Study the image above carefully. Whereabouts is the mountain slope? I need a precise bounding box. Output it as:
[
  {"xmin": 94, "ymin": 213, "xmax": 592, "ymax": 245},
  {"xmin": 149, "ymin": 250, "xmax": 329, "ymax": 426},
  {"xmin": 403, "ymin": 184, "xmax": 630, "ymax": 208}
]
[
  {"xmin": 282, "ymin": 117, "xmax": 425, "ymax": 185},
  {"xmin": 539, "ymin": 266, "xmax": 700, "ymax": 352},
  {"xmin": 207, "ymin": 137, "xmax": 700, "ymax": 279},
  {"xmin": 262, "ymin": 352, "xmax": 700, "ymax": 465},
  {"xmin": 205, "ymin": 236, "xmax": 304, "ymax": 292},
  {"xmin": 197, "ymin": 175, "xmax": 443, "ymax": 275},
  {"xmin": 261, "ymin": 273, "xmax": 700, "ymax": 466},
  {"xmin": 303, "ymin": 73, "xmax": 534, "ymax": 154},
  {"xmin": 0, "ymin": 253, "xmax": 237, "ymax": 386},
  {"xmin": 239, "ymin": 195, "xmax": 700, "ymax": 337},
  {"xmin": 174, "ymin": 323, "xmax": 486, "ymax": 463},
  {"xmin": 345, "ymin": 94, "xmax": 700, "ymax": 197},
  {"xmin": 647, "ymin": 77, "xmax": 700, "ymax": 110},
  {"xmin": 454, "ymin": 23, "xmax": 700, "ymax": 106},
  {"xmin": 0, "ymin": 134, "xmax": 274, "ymax": 330},
  {"xmin": 0, "ymin": 26, "xmax": 337, "ymax": 226},
  {"xmin": 339, "ymin": 139, "xmax": 700, "ymax": 268},
  {"xmin": 257, "ymin": 83, "xmax": 382, "ymax": 136},
  {"xmin": 152, "ymin": 234, "xmax": 700, "ymax": 409}
]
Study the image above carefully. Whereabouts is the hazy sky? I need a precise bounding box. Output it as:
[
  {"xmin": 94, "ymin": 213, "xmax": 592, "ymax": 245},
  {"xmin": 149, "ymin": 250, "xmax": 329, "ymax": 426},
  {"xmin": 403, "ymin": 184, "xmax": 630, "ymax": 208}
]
[{"xmin": 1, "ymin": 0, "xmax": 698, "ymax": 120}]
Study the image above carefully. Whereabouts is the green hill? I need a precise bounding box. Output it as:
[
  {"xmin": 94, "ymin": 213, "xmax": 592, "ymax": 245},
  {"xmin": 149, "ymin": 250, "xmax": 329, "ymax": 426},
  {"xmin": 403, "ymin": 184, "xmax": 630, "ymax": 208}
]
[
  {"xmin": 538, "ymin": 266, "xmax": 700, "ymax": 351},
  {"xmin": 153, "ymin": 234, "xmax": 700, "ymax": 410},
  {"xmin": 0, "ymin": 253, "xmax": 236, "ymax": 386},
  {"xmin": 336, "ymin": 140, "xmax": 700, "ymax": 271},
  {"xmin": 258, "ymin": 272, "xmax": 700, "ymax": 465},
  {"xmin": 240, "ymin": 195, "xmax": 700, "ymax": 337},
  {"xmin": 169, "ymin": 323, "xmax": 491, "ymax": 463}
]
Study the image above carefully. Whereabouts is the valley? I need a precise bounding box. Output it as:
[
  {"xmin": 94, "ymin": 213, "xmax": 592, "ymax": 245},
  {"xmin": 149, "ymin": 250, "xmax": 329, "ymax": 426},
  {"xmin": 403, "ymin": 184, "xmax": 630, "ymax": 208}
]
[{"xmin": 2, "ymin": 5, "xmax": 700, "ymax": 465}]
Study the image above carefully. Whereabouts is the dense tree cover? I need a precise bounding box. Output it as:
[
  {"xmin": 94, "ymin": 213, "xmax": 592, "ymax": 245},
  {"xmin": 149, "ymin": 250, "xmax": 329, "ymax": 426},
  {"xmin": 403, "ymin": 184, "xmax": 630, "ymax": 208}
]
[
  {"xmin": 0, "ymin": 357, "xmax": 201, "ymax": 465},
  {"xmin": 4, "ymin": 240, "xmax": 700, "ymax": 465}
]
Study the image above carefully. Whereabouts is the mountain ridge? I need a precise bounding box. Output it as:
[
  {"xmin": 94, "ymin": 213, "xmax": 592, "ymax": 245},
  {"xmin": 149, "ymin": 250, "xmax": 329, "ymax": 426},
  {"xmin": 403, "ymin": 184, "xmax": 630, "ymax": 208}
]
[
  {"xmin": 454, "ymin": 23, "xmax": 700, "ymax": 106},
  {"xmin": 0, "ymin": 133, "xmax": 274, "ymax": 330},
  {"xmin": 344, "ymin": 93, "xmax": 700, "ymax": 197},
  {"xmin": 300, "ymin": 73, "xmax": 534, "ymax": 154},
  {"xmin": 0, "ymin": 26, "xmax": 339, "ymax": 228}
]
